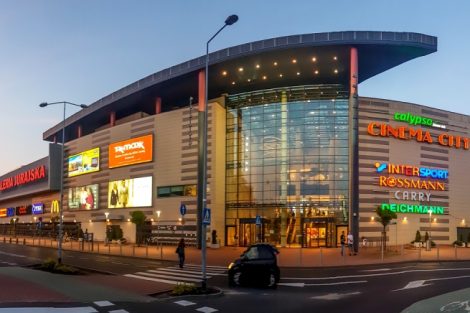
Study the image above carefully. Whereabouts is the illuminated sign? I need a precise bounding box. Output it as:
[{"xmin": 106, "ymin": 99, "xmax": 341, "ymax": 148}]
[
  {"xmin": 393, "ymin": 112, "xmax": 446, "ymax": 129},
  {"xmin": 108, "ymin": 176, "xmax": 152, "ymax": 208},
  {"xmin": 7, "ymin": 208, "xmax": 15, "ymax": 217},
  {"xmin": 16, "ymin": 205, "xmax": 32, "ymax": 215},
  {"xmin": 68, "ymin": 184, "xmax": 99, "ymax": 210},
  {"xmin": 379, "ymin": 176, "xmax": 445, "ymax": 191},
  {"xmin": 51, "ymin": 200, "xmax": 60, "ymax": 214},
  {"xmin": 108, "ymin": 134, "xmax": 153, "ymax": 168},
  {"xmin": 32, "ymin": 203, "xmax": 44, "ymax": 215},
  {"xmin": 375, "ymin": 163, "xmax": 448, "ymax": 180},
  {"xmin": 0, "ymin": 208, "xmax": 6, "ymax": 217},
  {"xmin": 367, "ymin": 122, "xmax": 469, "ymax": 150},
  {"xmin": 0, "ymin": 165, "xmax": 47, "ymax": 192},
  {"xmin": 381, "ymin": 203, "xmax": 444, "ymax": 215},
  {"xmin": 68, "ymin": 148, "xmax": 100, "ymax": 177},
  {"xmin": 394, "ymin": 191, "xmax": 431, "ymax": 201}
]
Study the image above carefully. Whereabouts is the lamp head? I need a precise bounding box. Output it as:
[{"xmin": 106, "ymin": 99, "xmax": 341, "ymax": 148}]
[
  {"xmin": 39, "ymin": 102, "xmax": 48, "ymax": 107},
  {"xmin": 80, "ymin": 104, "xmax": 88, "ymax": 109},
  {"xmin": 225, "ymin": 14, "xmax": 238, "ymax": 26}
]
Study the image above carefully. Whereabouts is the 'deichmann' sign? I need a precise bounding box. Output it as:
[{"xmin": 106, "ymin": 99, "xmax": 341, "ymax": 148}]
[{"xmin": 381, "ymin": 203, "xmax": 444, "ymax": 215}]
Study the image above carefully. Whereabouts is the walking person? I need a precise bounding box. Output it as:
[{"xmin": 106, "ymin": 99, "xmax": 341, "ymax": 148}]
[
  {"xmin": 176, "ymin": 238, "xmax": 185, "ymax": 268},
  {"xmin": 347, "ymin": 231, "xmax": 355, "ymax": 256},
  {"xmin": 340, "ymin": 231, "xmax": 346, "ymax": 256}
]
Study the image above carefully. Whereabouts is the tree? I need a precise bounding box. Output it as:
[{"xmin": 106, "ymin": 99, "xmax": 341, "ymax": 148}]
[
  {"xmin": 414, "ymin": 230, "xmax": 422, "ymax": 243},
  {"xmin": 130, "ymin": 211, "xmax": 146, "ymax": 246},
  {"xmin": 375, "ymin": 206, "xmax": 397, "ymax": 250}
]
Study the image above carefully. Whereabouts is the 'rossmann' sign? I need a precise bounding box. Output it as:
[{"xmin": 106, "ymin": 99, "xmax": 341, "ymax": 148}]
[{"xmin": 0, "ymin": 165, "xmax": 47, "ymax": 192}]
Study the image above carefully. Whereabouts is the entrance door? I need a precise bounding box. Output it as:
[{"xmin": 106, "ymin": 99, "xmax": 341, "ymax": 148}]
[
  {"xmin": 238, "ymin": 220, "xmax": 266, "ymax": 246},
  {"xmin": 226, "ymin": 225, "xmax": 237, "ymax": 246},
  {"xmin": 303, "ymin": 222, "xmax": 327, "ymax": 247}
]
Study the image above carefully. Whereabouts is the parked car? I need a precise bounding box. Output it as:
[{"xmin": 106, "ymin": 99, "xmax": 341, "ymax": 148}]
[{"xmin": 228, "ymin": 243, "xmax": 280, "ymax": 288}]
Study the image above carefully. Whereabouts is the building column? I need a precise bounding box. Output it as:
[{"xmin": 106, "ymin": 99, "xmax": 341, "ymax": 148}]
[
  {"xmin": 196, "ymin": 69, "xmax": 206, "ymax": 249},
  {"xmin": 77, "ymin": 125, "xmax": 82, "ymax": 138},
  {"xmin": 349, "ymin": 46, "xmax": 360, "ymax": 253},
  {"xmin": 110, "ymin": 111, "xmax": 116, "ymax": 127},
  {"xmin": 155, "ymin": 97, "xmax": 162, "ymax": 114}
]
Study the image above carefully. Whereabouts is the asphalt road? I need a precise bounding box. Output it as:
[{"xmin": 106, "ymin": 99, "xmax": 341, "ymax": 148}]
[{"xmin": 1, "ymin": 243, "xmax": 470, "ymax": 313}]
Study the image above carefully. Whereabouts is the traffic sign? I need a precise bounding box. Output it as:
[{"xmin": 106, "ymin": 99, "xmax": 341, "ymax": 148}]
[
  {"xmin": 180, "ymin": 203, "xmax": 187, "ymax": 216},
  {"xmin": 255, "ymin": 215, "xmax": 261, "ymax": 225},
  {"xmin": 202, "ymin": 208, "xmax": 211, "ymax": 225}
]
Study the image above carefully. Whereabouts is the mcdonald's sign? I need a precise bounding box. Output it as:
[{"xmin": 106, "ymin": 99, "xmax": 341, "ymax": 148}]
[{"xmin": 51, "ymin": 200, "xmax": 60, "ymax": 214}]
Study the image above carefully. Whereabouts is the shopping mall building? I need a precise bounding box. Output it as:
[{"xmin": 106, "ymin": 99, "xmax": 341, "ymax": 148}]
[{"xmin": 1, "ymin": 31, "xmax": 469, "ymax": 248}]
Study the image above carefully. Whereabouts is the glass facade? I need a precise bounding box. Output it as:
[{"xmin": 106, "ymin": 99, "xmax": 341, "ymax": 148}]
[{"xmin": 225, "ymin": 85, "xmax": 350, "ymax": 248}]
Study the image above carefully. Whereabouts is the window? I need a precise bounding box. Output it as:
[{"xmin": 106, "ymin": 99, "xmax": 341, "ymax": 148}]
[{"xmin": 157, "ymin": 184, "xmax": 197, "ymax": 198}]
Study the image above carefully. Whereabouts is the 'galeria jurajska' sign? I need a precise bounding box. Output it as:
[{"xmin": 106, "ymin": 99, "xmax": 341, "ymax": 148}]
[
  {"xmin": 367, "ymin": 122, "xmax": 470, "ymax": 150},
  {"xmin": 0, "ymin": 165, "xmax": 46, "ymax": 192}
]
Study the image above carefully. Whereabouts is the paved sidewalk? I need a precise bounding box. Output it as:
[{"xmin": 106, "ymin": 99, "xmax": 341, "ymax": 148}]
[{"xmin": 4, "ymin": 235, "xmax": 470, "ymax": 268}]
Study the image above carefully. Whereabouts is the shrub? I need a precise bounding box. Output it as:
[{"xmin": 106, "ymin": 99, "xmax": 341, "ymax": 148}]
[
  {"xmin": 424, "ymin": 232, "xmax": 429, "ymax": 242},
  {"xmin": 171, "ymin": 283, "xmax": 197, "ymax": 296},
  {"xmin": 414, "ymin": 231, "xmax": 422, "ymax": 243},
  {"xmin": 38, "ymin": 258, "xmax": 80, "ymax": 275}
]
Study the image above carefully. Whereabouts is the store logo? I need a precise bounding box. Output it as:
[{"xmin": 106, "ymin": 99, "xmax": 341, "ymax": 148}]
[
  {"xmin": 114, "ymin": 141, "xmax": 145, "ymax": 154},
  {"xmin": 375, "ymin": 163, "xmax": 448, "ymax": 180},
  {"xmin": 381, "ymin": 203, "xmax": 444, "ymax": 215},
  {"xmin": 51, "ymin": 200, "xmax": 60, "ymax": 214},
  {"xmin": 32, "ymin": 203, "xmax": 44, "ymax": 215},
  {"xmin": 394, "ymin": 112, "xmax": 446, "ymax": 129}
]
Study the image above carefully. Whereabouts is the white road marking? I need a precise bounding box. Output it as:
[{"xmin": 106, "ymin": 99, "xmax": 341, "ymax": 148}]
[
  {"xmin": 148, "ymin": 269, "xmax": 211, "ymax": 279},
  {"xmin": 134, "ymin": 271, "xmax": 202, "ymax": 282},
  {"xmin": 278, "ymin": 280, "xmax": 367, "ymax": 287},
  {"xmin": 124, "ymin": 274, "xmax": 194, "ymax": 285},
  {"xmin": 360, "ymin": 268, "xmax": 391, "ymax": 272},
  {"xmin": 0, "ymin": 307, "xmax": 97, "ymax": 313},
  {"xmin": 185, "ymin": 264, "xmax": 227, "ymax": 270},
  {"xmin": 108, "ymin": 310, "xmax": 129, "ymax": 313},
  {"xmin": 196, "ymin": 307, "xmax": 218, "ymax": 313},
  {"xmin": 93, "ymin": 301, "xmax": 114, "ymax": 307},
  {"xmin": 282, "ymin": 267, "xmax": 470, "ymax": 280},
  {"xmin": 311, "ymin": 292, "xmax": 361, "ymax": 300},
  {"xmin": 174, "ymin": 300, "xmax": 196, "ymax": 306},
  {"xmin": 394, "ymin": 275, "xmax": 470, "ymax": 291}
]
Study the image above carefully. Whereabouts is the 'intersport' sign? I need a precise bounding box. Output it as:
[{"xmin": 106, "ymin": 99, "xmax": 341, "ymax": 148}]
[
  {"xmin": 381, "ymin": 203, "xmax": 444, "ymax": 215},
  {"xmin": 394, "ymin": 112, "xmax": 446, "ymax": 129}
]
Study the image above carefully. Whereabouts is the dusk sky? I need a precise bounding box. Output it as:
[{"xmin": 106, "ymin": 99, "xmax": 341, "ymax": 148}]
[{"xmin": 1, "ymin": 0, "xmax": 469, "ymax": 175}]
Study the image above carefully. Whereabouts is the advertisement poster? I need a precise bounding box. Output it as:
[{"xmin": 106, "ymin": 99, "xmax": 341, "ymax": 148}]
[
  {"xmin": 68, "ymin": 184, "xmax": 99, "ymax": 210},
  {"xmin": 108, "ymin": 176, "xmax": 152, "ymax": 208},
  {"xmin": 108, "ymin": 134, "xmax": 153, "ymax": 168},
  {"xmin": 68, "ymin": 147, "xmax": 100, "ymax": 177}
]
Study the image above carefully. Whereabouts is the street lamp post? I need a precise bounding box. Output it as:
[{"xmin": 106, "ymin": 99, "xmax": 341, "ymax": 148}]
[
  {"xmin": 39, "ymin": 101, "xmax": 88, "ymax": 264},
  {"xmin": 428, "ymin": 209, "xmax": 432, "ymax": 250},
  {"xmin": 198, "ymin": 14, "xmax": 238, "ymax": 291}
]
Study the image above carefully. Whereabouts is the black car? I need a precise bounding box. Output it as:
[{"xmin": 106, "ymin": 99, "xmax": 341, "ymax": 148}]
[{"xmin": 228, "ymin": 243, "xmax": 280, "ymax": 288}]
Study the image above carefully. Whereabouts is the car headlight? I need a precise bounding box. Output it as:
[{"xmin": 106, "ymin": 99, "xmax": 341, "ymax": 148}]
[{"xmin": 228, "ymin": 262, "xmax": 234, "ymax": 270}]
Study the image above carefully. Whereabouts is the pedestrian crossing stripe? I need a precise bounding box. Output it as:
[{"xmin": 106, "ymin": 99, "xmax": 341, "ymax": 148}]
[{"xmin": 124, "ymin": 265, "xmax": 227, "ymax": 285}]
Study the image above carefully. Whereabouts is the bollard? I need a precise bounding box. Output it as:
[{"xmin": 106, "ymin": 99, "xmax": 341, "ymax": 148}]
[
  {"xmin": 132, "ymin": 245, "xmax": 135, "ymax": 257},
  {"xmin": 120, "ymin": 244, "xmax": 123, "ymax": 256},
  {"xmin": 299, "ymin": 248, "xmax": 302, "ymax": 267},
  {"xmin": 437, "ymin": 245, "xmax": 440, "ymax": 262},
  {"xmin": 97, "ymin": 242, "xmax": 100, "ymax": 253},
  {"xmin": 23, "ymin": 238, "xmax": 26, "ymax": 245},
  {"xmin": 9, "ymin": 237, "xmax": 12, "ymax": 244},
  {"xmin": 16, "ymin": 238, "xmax": 18, "ymax": 244},
  {"xmin": 108, "ymin": 244, "xmax": 111, "ymax": 254},
  {"xmin": 418, "ymin": 247, "xmax": 421, "ymax": 260},
  {"xmin": 319, "ymin": 248, "xmax": 323, "ymax": 266},
  {"xmin": 146, "ymin": 245, "xmax": 149, "ymax": 258},
  {"xmin": 160, "ymin": 243, "xmax": 163, "ymax": 260},
  {"xmin": 455, "ymin": 245, "xmax": 457, "ymax": 260}
]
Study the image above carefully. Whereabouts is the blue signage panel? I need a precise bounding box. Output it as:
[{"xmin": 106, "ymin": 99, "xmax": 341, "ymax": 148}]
[
  {"xmin": 32, "ymin": 203, "xmax": 44, "ymax": 215},
  {"xmin": 255, "ymin": 215, "xmax": 261, "ymax": 225},
  {"xmin": 202, "ymin": 208, "xmax": 211, "ymax": 225},
  {"xmin": 7, "ymin": 207, "xmax": 15, "ymax": 217},
  {"xmin": 180, "ymin": 203, "xmax": 187, "ymax": 216}
]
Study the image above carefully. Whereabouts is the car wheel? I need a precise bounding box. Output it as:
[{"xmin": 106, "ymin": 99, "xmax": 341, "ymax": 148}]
[
  {"xmin": 267, "ymin": 272, "xmax": 277, "ymax": 289},
  {"xmin": 231, "ymin": 271, "xmax": 242, "ymax": 287}
]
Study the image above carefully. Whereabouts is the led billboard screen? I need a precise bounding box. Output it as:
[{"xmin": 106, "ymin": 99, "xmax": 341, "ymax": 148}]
[
  {"xmin": 108, "ymin": 176, "xmax": 152, "ymax": 208},
  {"xmin": 68, "ymin": 148, "xmax": 100, "ymax": 177},
  {"xmin": 109, "ymin": 134, "xmax": 153, "ymax": 168},
  {"xmin": 68, "ymin": 184, "xmax": 99, "ymax": 210}
]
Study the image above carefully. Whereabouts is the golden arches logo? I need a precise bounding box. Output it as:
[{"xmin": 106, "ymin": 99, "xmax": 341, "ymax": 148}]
[{"xmin": 51, "ymin": 200, "xmax": 60, "ymax": 214}]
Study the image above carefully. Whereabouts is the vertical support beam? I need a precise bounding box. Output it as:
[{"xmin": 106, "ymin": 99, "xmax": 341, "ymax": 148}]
[
  {"xmin": 280, "ymin": 91, "xmax": 288, "ymax": 247},
  {"xmin": 110, "ymin": 111, "xmax": 116, "ymax": 127},
  {"xmin": 197, "ymin": 69, "xmax": 206, "ymax": 249},
  {"xmin": 77, "ymin": 125, "xmax": 82, "ymax": 138},
  {"xmin": 348, "ymin": 47, "xmax": 359, "ymax": 253},
  {"xmin": 155, "ymin": 97, "xmax": 162, "ymax": 114}
]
